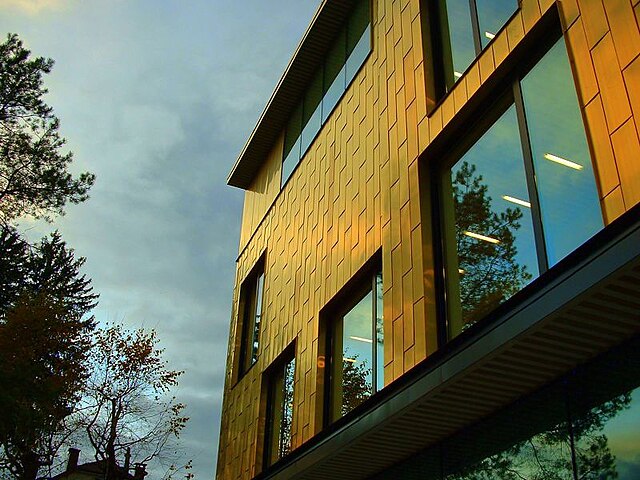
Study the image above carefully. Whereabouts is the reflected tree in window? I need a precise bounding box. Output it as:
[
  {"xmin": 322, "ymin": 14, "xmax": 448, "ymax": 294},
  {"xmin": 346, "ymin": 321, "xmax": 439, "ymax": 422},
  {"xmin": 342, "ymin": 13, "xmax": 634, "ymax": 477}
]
[
  {"xmin": 341, "ymin": 351, "xmax": 372, "ymax": 416},
  {"xmin": 278, "ymin": 357, "xmax": 296, "ymax": 458},
  {"xmin": 447, "ymin": 393, "xmax": 632, "ymax": 480},
  {"xmin": 452, "ymin": 161, "xmax": 532, "ymax": 326}
]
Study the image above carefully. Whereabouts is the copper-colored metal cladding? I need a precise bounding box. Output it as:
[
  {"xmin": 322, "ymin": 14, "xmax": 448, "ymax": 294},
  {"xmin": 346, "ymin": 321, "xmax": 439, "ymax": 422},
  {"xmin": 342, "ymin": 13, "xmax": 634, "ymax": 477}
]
[{"xmin": 217, "ymin": 1, "xmax": 640, "ymax": 478}]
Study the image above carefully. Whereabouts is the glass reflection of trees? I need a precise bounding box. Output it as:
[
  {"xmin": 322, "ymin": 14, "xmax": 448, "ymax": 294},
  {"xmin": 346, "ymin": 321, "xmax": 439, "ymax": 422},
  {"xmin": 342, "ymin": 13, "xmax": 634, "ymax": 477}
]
[
  {"xmin": 451, "ymin": 161, "xmax": 532, "ymax": 326},
  {"xmin": 444, "ymin": 37, "xmax": 602, "ymax": 335},
  {"xmin": 278, "ymin": 357, "xmax": 296, "ymax": 458},
  {"xmin": 331, "ymin": 271, "xmax": 383, "ymax": 422},
  {"xmin": 446, "ymin": 392, "xmax": 633, "ymax": 480},
  {"xmin": 266, "ymin": 355, "xmax": 296, "ymax": 466}
]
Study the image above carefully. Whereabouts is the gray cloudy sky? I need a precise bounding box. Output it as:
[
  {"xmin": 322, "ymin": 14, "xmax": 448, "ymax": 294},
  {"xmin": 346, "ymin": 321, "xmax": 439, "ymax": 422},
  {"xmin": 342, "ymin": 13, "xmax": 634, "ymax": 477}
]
[{"xmin": 0, "ymin": 0, "xmax": 319, "ymax": 477}]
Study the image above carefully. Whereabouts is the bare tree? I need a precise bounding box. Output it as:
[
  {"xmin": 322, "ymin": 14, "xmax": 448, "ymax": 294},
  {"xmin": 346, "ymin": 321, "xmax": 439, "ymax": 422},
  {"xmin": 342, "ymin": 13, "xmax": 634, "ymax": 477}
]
[{"xmin": 78, "ymin": 325, "xmax": 189, "ymax": 480}]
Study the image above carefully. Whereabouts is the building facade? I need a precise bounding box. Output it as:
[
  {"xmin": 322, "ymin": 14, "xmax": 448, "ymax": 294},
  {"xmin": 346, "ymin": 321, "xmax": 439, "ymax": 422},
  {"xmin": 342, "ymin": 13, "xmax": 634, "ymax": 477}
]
[{"xmin": 217, "ymin": 0, "xmax": 640, "ymax": 478}]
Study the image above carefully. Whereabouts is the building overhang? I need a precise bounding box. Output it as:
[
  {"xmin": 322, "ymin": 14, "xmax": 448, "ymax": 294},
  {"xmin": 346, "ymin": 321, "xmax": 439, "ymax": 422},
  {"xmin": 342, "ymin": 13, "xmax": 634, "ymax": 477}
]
[
  {"xmin": 227, "ymin": 0, "xmax": 356, "ymax": 190},
  {"xmin": 256, "ymin": 204, "xmax": 640, "ymax": 479}
]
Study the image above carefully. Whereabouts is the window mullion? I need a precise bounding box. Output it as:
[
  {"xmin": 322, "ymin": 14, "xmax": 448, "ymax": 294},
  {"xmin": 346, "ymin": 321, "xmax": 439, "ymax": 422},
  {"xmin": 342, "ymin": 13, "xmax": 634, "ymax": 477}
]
[
  {"xmin": 371, "ymin": 275, "xmax": 377, "ymax": 395},
  {"xmin": 513, "ymin": 80, "xmax": 549, "ymax": 274},
  {"xmin": 468, "ymin": 0, "xmax": 482, "ymax": 56}
]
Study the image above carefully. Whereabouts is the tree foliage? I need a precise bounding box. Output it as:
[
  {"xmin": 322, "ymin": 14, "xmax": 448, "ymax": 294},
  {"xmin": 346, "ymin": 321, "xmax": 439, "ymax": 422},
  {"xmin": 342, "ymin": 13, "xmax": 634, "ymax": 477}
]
[
  {"xmin": 0, "ymin": 226, "xmax": 97, "ymax": 480},
  {"xmin": 0, "ymin": 293, "xmax": 93, "ymax": 480},
  {"xmin": 0, "ymin": 224, "xmax": 98, "ymax": 319},
  {"xmin": 79, "ymin": 325, "xmax": 189, "ymax": 480},
  {"xmin": 0, "ymin": 33, "xmax": 95, "ymax": 224},
  {"xmin": 452, "ymin": 161, "xmax": 532, "ymax": 325}
]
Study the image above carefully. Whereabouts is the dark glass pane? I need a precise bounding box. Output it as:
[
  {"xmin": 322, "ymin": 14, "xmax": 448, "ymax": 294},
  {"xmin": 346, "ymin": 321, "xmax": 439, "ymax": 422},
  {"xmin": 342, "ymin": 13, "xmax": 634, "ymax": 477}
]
[
  {"xmin": 340, "ymin": 290, "xmax": 374, "ymax": 417},
  {"xmin": 301, "ymin": 70, "xmax": 323, "ymax": 156},
  {"xmin": 283, "ymin": 102, "xmax": 302, "ymax": 159},
  {"xmin": 476, "ymin": 0, "xmax": 518, "ymax": 48},
  {"xmin": 345, "ymin": 24, "xmax": 371, "ymax": 86},
  {"xmin": 521, "ymin": 39, "xmax": 603, "ymax": 266},
  {"xmin": 282, "ymin": 103, "xmax": 302, "ymax": 186},
  {"xmin": 444, "ymin": 383, "xmax": 573, "ymax": 480},
  {"xmin": 347, "ymin": 0, "xmax": 370, "ymax": 57},
  {"xmin": 323, "ymin": 29, "xmax": 347, "ymax": 123},
  {"xmin": 375, "ymin": 272, "xmax": 384, "ymax": 393},
  {"xmin": 282, "ymin": 136, "xmax": 300, "ymax": 187},
  {"xmin": 442, "ymin": 0, "xmax": 476, "ymax": 86},
  {"xmin": 447, "ymin": 105, "xmax": 538, "ymax": 335},
  {"xmin": 250, "ymin": 272, "xmax": 264, "ymax": 365}
]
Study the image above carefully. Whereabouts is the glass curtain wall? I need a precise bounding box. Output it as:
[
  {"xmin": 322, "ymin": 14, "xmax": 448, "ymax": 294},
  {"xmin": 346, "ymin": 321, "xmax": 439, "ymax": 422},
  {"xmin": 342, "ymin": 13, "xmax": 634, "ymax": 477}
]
[
  {"xmin": 441, "ymin": 38, "xmax": 603, "ymax": 337},
  {"xmin": 281, "ymin": 0, "xmax": 371, "ymax": 187}
]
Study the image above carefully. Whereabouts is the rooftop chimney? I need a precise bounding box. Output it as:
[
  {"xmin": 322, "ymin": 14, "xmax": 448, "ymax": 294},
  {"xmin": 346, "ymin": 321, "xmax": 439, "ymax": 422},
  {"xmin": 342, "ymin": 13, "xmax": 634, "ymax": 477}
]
[
  {"xmin": 133, "ymin": 463, "xmax": 147, "ymax": 480},
  {"xmin": 66, "ymin": 448, "xmax": 80, "ymax": 472},
  {"xmin": 124, "ymin": 448, "xmax": 131, "ymax": 473}
]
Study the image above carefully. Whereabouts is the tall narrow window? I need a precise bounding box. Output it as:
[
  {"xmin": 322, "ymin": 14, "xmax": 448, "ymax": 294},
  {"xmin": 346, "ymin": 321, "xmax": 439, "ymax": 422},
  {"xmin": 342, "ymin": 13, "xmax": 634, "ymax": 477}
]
[
  {"xmin": 328, "ymin": 270, "xmax": 383, "ymax": 423},
  {"xmin": 439, "ymin": 38, "xmax": 603, "ymax": 338},
  {"xmin": 237, "ymin": 259, "xmax": 265, "ymax": 376},
  {"xmin": 264, "ymin": 351, "xmax": 296, "ymax": 467}
]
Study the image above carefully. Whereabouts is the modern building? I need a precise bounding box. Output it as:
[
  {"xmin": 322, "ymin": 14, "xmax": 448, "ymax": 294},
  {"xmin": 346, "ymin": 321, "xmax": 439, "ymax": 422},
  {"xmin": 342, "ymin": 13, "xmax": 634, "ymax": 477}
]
[{"xmin": 218, "ymin": 0, "xmax": 640, "ymax": 478}]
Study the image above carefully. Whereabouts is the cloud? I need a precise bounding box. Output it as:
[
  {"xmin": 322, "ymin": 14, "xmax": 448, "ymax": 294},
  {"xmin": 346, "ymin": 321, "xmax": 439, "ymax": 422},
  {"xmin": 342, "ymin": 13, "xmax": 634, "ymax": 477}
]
[{"xmin": 0, "ymin": 0, "xmax": 73, "ymax": 14}]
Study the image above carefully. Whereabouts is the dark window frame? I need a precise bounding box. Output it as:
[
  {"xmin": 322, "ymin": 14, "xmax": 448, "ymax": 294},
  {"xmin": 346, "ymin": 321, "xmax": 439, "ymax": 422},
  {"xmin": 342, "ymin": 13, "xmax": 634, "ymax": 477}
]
[
  {"xmin": 318, "ymin": 252, "xmax": 383, "ymax": 428},
  {"xmin": 421, "ymin": 0, "xmax": 521, "ymax": 112},
  {"xmin": 262, "ymin": 341, "xmax": 297, "ymax": 469},
  {"xmin": 235, "ymin": 254, "xmax": 266, "ymax": 380}
]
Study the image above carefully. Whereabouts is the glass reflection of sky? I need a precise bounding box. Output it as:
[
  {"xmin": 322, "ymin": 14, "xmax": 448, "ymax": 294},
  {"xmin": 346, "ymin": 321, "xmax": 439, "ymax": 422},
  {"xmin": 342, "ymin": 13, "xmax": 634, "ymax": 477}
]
[
  {"xmin": 343, "ymin": 290, "xmax": 374, "ymax": 392},
  {"xmin": 445, "ymin": 0, "xmax": 475, "ymax": 83},
  {"xmin": 452, "ymin": 105, "xmax": 539, "ymax": 281},
  {"xmin": 597, "ymin": 388, "xmax": 640, "ymax": 479},
  {"xmin": 476, "ymin": 0, "xmax": 518, "ymax": 48},
  {"xmin": 346, "ymin": 26, "xmax": 371, "ymax": 86},
  {"xmin": 521, "ymin": 39, "xmax": 603, "ymax": 266}
]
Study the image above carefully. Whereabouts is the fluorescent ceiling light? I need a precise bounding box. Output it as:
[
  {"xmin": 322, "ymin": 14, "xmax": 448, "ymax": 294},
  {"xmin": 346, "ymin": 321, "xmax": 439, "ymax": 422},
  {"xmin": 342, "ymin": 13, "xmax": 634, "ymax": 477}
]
[
  {"xmin": 454, "ymin": 71, "xmax": 463, "ymax": 79},
  {"xmin": 349, "ymin": 335, "xmax": 373, "ymax": 344},
  {"xmin": 544, "ymin": 153, "xmax": 583, "ymax": 170},
  {"xmin": 343, "ymin": 357, "xmax": 357, "ymax": 363},
  {"xmin": 464, "ymin": 230, "xmax": 500, "ymax": 244},
  {"xmin": 502, "ymin": 195, "xmax": 531, "ymax": 208},
  {"xmin": 485, "ymin": 31, "xmax": 496, "ymax": 39}
]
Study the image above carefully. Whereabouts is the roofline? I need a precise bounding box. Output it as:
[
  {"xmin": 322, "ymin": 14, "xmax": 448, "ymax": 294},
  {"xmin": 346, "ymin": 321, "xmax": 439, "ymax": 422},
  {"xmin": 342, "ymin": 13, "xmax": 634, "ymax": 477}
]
[{"xmin": 227, "ymin": 0, "xmax": 356, "ymax": 189}]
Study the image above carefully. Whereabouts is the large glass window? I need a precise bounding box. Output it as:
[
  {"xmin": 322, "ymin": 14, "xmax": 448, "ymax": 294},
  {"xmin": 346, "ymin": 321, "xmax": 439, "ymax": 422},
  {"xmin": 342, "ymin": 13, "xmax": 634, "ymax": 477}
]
[
  {"xmin": 237, "ymin": 259, "xmax": 265, "ymax": 376},
  {"xmin": 440, "ymin": 38, "xmax": 603, "ymax": 338},
  {"xmin": 281, "ymin": 0, "xmax": 371, "ymax": 187},
  {"xmin": 264, "ymin": 351, "xmax": 296, "ymax": 467},
  {"xmin": 328, "ymin": 271, "xmax": 383, "ymax": 423},
  {"xmin": 430, "ymin": 0, "xmax": 518, "ymax": 92}
]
